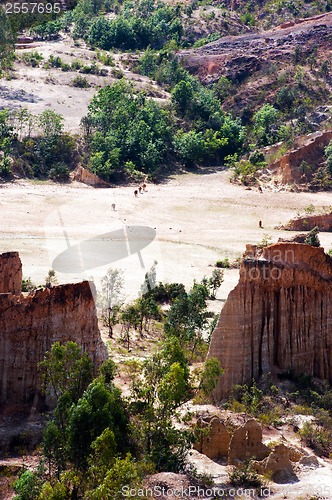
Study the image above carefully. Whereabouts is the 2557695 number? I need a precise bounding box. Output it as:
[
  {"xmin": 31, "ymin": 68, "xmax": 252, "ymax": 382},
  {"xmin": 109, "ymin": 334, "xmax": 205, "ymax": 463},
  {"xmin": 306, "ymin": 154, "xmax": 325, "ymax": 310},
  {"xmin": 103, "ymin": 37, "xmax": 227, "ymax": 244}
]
[{"xmin": 3, "ymin": 2, "xmax": 62, "ymax": 14}]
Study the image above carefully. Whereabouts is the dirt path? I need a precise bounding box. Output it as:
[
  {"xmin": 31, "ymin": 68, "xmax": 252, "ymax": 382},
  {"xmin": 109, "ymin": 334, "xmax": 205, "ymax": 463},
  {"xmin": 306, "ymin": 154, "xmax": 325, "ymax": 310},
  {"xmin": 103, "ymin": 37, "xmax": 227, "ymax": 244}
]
[{"xmin": 1, "ymin": 171, "xmax": 331, "ymax": 301}]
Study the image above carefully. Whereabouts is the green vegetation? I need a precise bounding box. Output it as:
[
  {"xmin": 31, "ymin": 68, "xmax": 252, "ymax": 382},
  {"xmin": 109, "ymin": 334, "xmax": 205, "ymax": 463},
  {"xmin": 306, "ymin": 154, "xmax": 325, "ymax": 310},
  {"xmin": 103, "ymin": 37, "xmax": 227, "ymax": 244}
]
[
  {"xmin": 2, "ymin": 0, "xmax": 331, "ymax": 186},
  {"xmin": 0, "ymin": 9, "xmax": 16, "ymax": 76},
  {"xmin": 71, "ymin": 75, "xmax": 90, "ymax": 88},
  {"xmin": 229, "ymin": 460, "xmax": 263, "ymax": 489},
  {"xmin": 0, "ymin": 109, "xmax": 76, "ymax": 180},
  {"xmin": 87, "ymin": 2, "xmax": 183, "ymax": 50},
  {"xmin": 304, "ymin": 226, "xmax": 320, "ymax": 247},
  {"xmin": 225, "ymin": 370, "xmax": 332, "ymax": 457},
  {"xmin": 82, "ymin": 80, "xmax": 173, "ymax": 179},
  {"xmin": 11, "ymin": 264, "xmax": 227, "ymax": 495}
]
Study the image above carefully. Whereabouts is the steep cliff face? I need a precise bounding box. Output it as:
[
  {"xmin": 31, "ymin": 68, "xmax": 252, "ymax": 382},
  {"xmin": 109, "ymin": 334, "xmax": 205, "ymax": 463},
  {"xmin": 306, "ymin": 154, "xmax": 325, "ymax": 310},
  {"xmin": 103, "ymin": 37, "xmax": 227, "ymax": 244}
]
[
  {"xmin": 269, "ymin": 130, "xmax": 332, "ymax": 184},
  {"xmin": 0, "ymin": 255, "xmax": 107, "ymax": 405},
  {"xmin": 279, "ymin": 212, "xmax": 332, "ymax": 231},
  {"xmin": 0, "ymin": 252, "xmax": 22, "ymax": 295},
  {"xmin": 208, "ymin": 243, "xmax": 332, "ymax": 400}
]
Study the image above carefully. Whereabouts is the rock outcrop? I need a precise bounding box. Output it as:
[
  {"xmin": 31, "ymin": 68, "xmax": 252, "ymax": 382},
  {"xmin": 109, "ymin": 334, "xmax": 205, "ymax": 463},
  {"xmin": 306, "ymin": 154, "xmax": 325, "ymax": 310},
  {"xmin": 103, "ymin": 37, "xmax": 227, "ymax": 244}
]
[
  {"xmin": 228, "ymin": 419, "xmax": 270, "ymax": 465},
  {"xmin": 71, "ymin": 165, "xmax": 110, "ymax": 188},
  {"xmin": 254, "ymin": 444, "xmax": 297, "ymax": 483},
  {"xmin": 279, "ymin": 212, "xmax": 332, "ymax": 231},
  {"xmin": 179, "ymin": 14, "xmax": 332, "ymax": 84},
  {"xmin": 194, "ymin": 416, "xmax": 231, "ymax": 459},
  {"xmin": 268, "ymin": 130, "xmax": 332, "ymax": 184},
  {"xmin": 208, "ymin": 242, "xmax": 332, "ymax": 400},
  {"xmin": 0, "ymin": 254, "xmax": 107, "ymax": 406},
  {"xmin": 0, "ymin": 252, "xmax": 22, "ymax": 295}
]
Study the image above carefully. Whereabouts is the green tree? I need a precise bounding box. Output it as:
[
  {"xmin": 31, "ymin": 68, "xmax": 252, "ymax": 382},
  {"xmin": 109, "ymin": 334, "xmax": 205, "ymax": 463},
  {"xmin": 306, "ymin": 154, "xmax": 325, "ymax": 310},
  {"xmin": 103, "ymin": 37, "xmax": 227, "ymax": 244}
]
[
  {"xmin": 67, "ymin": 379, "xmax": 129, "ymax": 469},
  {"xmin": 173, "ymin": 129, "xmax": 206, "ymax": 166},
  {"xmin": 128, "ymin": 340, "xmax": 193, "ymax": 472},
  {"xmin": 39, "ymin": 342, "xmax": 94, "ymax": 476},
  {"xmin": 13, "ymin": 469, "xmax": 43, "ymax": 500},
  {"xmin": 171, "ymin": 80, "xmax": 194, "ymax": 116},
  {"xmin": 253, "ymin": 104, "xmax": 280, "ymax": 146},
  {"xmin": 325, "ymin": 140, "xmax": 332, "ymax": 177},
  {"xmin": 86, "ymin": 454, "xmax": 152, "ymax": 500},
  {"xmin": 120, "ymin": 304, "xmax": 140, "ymax": 350},
  {"xmin": 137, "ymin": 296, "xmax": 160, "ymax": 336},
  {"xmin": 164, "ymin": 282, "xmax": 210, "ymax": 351},
  {"xmin": 98, "ymin": 268, "xmax": 124, "ymax": 338},
  {"xmin": 0, "ymin": 10, "xmax": 15, "ymax": 75},
  {"xmin": 199, "ymin": 357, "xmax": 223, "ymax": 401},
  {"xmin": 38, "ymin": 110, "xmax": 64, "ymax": 138},
  {"xmin": 0, "ymin": 109, "xmax": 15, "ymax": 176},
  {"xmin": 207, "ymin": 269, "xmax": 224, "ymax": 299},
  {"xmin": 213, "ymin": 76, "xmax": 233, "ymax": 102},
  {"xmin": 39, "ymin": 341, "xmax": 93, "ymax": 404},
  {"xmin": 83, "ymin": 80, "xmax": 172, "ymax": 178}
]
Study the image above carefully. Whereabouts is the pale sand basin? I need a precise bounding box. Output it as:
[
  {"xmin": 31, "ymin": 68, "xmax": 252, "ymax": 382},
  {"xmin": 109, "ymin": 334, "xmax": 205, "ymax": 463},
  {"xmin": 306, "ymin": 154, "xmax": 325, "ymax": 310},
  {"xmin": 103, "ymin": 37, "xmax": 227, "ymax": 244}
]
[{"xmin": 1, "ymin": 170, "xmax": 331, "ymax": 301}]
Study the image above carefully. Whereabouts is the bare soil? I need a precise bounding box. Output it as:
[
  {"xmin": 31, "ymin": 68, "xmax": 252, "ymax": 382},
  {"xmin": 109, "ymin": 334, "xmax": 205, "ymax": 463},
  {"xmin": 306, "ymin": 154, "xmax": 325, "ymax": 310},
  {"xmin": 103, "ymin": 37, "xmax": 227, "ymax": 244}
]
[{"xmin": 1, "ymin": 170, "xmax": 332, "ymax": 302}]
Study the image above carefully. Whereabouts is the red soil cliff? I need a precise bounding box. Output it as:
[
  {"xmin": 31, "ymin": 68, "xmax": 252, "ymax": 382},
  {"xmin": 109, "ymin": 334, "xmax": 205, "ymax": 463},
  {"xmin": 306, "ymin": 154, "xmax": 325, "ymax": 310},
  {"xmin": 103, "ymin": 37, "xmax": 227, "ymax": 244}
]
[
  {"xmin": 0, "ymin": 253, "xmax": 107, "ymax": 405},
  {"xmin": 208, "ymin": 243, "xmax": 332, "ymax": 400}
]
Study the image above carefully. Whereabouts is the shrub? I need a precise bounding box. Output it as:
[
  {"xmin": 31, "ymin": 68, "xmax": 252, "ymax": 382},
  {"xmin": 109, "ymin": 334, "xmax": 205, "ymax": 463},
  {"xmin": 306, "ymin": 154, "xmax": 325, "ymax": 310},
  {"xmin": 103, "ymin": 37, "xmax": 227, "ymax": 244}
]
[
  {"xmin": 48, "ymin": 55, "xmax": 62, "ymax": 68},
  {"xmin": 232, "ymin": 160, "xmax": 259, "ymax": 185},
  {"xmin": 22, "ymin": 277, "xmax": 36, "ymax": 292},
  {"xmin": 216, "ymin": 258, "xmax": 229, "ymax": 268},
  {"xmin": 249, "ymin": 150, "xmax": 265, "ymax": 166},
  {"xmin": 48, "ymin": 161, "xmax": 70, "ymax": 181},
  {"xmin": 61, "ymin": 63, "xmax": 71, "ymax": 72},
  {"xmin": 13, "ymin": 469, "xmax": 43, "ymax": 500},
  {"xmin": 229, "ymin": 461, "xmax": 263, "ymax": 488},
  {"xmin": 304, "ymin": 226, "xmax": 320, "ymax": 247},
  {"xmin": 299, "ymin": 422, "xmax": 332, "ymax": 457},
  {"xmin": 71, "ymin": 59, "xmax": 83, "ymax": 70},
  {"xmin": 71, "ymin": 75, "xmax": 90, "ymax": 88},
  {"xmin": 21, "ymin": 51, "xmax": 43, "ymax": 67},
  {"xmin": 304, "ymin": 204, "xmax": 315, "ymax": 214}
]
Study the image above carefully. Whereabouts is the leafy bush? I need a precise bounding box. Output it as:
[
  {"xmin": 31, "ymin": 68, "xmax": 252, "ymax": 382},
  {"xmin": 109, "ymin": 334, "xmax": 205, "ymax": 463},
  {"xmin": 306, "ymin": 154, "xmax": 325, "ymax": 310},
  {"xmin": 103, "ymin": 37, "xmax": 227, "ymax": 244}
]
[
  {"xmin": 253, "ymin": 104, "xmax": 280, "ymax": 146},
  {"xmin": 48, "ymin": 55, "xmax": 62, "ymax": 68},
  {"xmin": 21, "ymin": 51, "xmax": 43, "ymax": 67},
  {"xmin": 61, "ymin": 63, "xmax": 71, "ymax": 72},
  {"xmin": 232, "ymin": 159, "xmax": 259, "ymax": 185},
  {"xmin": 13, "ymin": 469, "xmax": 43, "ymax": 500},
  {"xmin": 299, "ymin": 422, "xmax": 332, "ymax": 457},
  {"xmin": 83, "ymin": 80, "xmax": 173, "ymax": 178},
  {"xmin": 216, "ymin": 258, "xmax": 229, "ymax": 268},
  {"xmin": 325, "ymin": 140, "xmax": 332, "ymax": 177},
  {"xmin": 249, "ymin": 150, "xmax": 265, "ymax": 166},
  {"xmin": 71, "ymin": 75, "xmax": 90, "ymax": 88},
  {"xmin": 48, "ymin": 161, "xmax": 70, "ymax": 181},
  {"xmin": 86, "ymin": 2, "xmax": 183, "ymax": 51},
  {"xmin": 150, "ymin": 282, "xmax": 186, "ymax": 304},
  {"xmin": 22, "ymin": 277, "xmax": 36, "ymax": 292},
  {"xmin": 229, "ymin": 461, "xmax": 263, "ymax": 488},
  {"xmin": 304, "ymin": 226, "xmax": 320, "ymax": 247}
]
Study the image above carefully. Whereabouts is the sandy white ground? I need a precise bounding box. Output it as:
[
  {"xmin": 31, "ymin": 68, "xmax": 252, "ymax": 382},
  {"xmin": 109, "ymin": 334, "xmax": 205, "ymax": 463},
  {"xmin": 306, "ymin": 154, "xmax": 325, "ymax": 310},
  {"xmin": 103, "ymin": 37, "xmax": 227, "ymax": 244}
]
[{"xmin": 1, "ymin": 170, "xmax": 332, "ymax": 303}]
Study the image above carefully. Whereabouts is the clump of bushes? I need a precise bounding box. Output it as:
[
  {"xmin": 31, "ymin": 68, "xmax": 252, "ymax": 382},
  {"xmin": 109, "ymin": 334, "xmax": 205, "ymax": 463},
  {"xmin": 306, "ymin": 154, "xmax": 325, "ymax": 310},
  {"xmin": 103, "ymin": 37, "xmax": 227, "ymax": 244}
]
[
  {"xmin": 71, "ymin": 75, "xmax": 90, "ymax": 88},
  {"xmin": 229, "ymin": 461, "xmax": 263, "ymax": 488},
  {"xmin": 21, "ymin": 51, "xmax": 43, "ymax": 67}
]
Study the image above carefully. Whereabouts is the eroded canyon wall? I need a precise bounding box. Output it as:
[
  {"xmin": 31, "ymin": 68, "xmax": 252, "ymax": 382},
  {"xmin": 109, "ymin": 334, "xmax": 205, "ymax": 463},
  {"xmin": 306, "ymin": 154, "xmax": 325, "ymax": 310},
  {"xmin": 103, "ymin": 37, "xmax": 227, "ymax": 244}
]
[
  {"xmin": 208, "ymin": 243, "xmax": 332, "ymax": 400},
  {"xmin": 269, "ymin": 130, "xmax": 332, "ymax": 184},
  {"xmin": 280, "ymin": 212, "xmax": 332, "ymax": 231},
  {"xmin": 0, "ymin": 252, "xmax": 22, "ymax": 295},
  {"xmin": 0, "ymin": 254, "xmax": 107, "ymax": 405}
]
